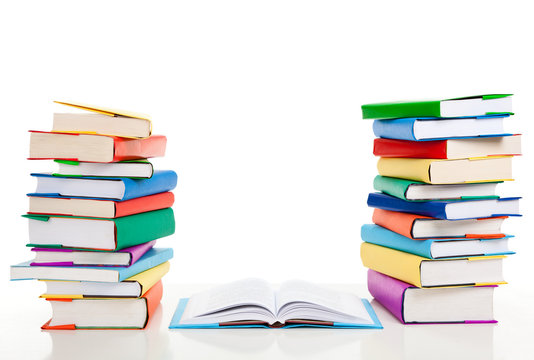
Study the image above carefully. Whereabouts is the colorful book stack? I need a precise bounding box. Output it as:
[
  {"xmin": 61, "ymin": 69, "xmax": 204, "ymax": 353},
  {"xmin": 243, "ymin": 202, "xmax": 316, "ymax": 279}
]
[
  {"xmin": 360, "ymin": 94, "xmax": 521, "ymax": 324},
  {"xmin": 10, "ymin": 101, "xmax": 177, "ymax": 329}
]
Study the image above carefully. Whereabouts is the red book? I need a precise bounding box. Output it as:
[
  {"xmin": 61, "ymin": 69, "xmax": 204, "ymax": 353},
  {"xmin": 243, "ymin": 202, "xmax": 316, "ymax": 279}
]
[
  {"xmin": 29, "ymin": 131, "xmax": 166, "ymax": 163},
  {"xmin": 28, "ymin": 192, "xmax": 174, "ymax": 218},
  {"xmin": 41, "ymin": 280, "xmax": 163, "ymax": 330},
  {"xmin": 373, "ymin": 135, "xmax": 521, "ymax": 159}
]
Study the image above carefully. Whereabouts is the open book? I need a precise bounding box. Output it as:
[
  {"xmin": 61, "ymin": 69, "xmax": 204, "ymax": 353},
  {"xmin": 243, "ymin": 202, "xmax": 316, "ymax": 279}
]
[{"xmin": 170, "ymin": 279, "xmax": 382, "ymax": 329}]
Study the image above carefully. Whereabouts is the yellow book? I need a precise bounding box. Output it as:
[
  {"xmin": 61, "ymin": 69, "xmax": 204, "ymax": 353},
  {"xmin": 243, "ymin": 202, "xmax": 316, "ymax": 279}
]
[
  {"xmin": 40, "ymin": 262, "xmax": 170, "ymax": 299},
  {"xmin": 52, "ymin": 100, "xmax": 152, "ymax": 138},
  {"xmin": 360, "ymin": 243, "xmax": 506, "ymax": 288},
  {"xmin": 377, "ymin": 156, "xmax": 513, "ymax": 184}
]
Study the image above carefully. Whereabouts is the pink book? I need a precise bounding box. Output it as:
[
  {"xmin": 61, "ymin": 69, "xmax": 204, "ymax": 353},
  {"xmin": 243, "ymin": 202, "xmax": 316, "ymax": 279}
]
[
  {"xmin": 367, "ymin": 269, "xmax": 498, "ymax": 324},
  {"xmin": 30, "ymin": 240, "xmax": 156, "ymax": 267}
]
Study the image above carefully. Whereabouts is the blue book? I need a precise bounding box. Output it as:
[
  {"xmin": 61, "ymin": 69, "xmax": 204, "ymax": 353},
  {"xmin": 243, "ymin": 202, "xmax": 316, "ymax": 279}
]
[
  {"xmin": 367, "ymin": 192, "xmax": 521, "ymax": 220},
  {"xmin": 28, "ymin": 170, "xmax": 177, "ymax": 201},
  {"xmin": 372, "ymin": 114, "xmax": 511, "ymax": 141},
  {"xmin": 10, "ymin": 248, "xmax": 173, "ymax": 282},
  {"xmin": 361, "ymin": 224, "xmax": 514, "ymax": 259}
]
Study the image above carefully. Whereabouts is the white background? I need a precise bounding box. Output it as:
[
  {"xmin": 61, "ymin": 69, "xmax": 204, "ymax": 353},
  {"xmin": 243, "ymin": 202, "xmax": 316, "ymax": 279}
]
[{"xmin": 0, "ymin": 0, "xmax": 532, "ymax": 286}]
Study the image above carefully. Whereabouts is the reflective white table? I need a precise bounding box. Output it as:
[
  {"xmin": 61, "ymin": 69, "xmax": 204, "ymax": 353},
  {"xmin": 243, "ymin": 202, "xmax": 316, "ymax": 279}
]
[{"xmin": 2, "ymin": 281, "xmax": 532, "ymax": 360}]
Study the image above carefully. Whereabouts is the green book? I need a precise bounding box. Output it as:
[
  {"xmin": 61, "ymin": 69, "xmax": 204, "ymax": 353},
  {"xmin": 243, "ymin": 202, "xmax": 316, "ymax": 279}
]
[
  {"xmin": 373, "ymin": 175, "xmax": 500, "ymax": 201},
  {"xmin": 24, "ymin": 208, "xmax": 175, "ymax": 251},
  {"xmin": 53, "ymin": 159, "xmax": 154, "ymax": 179},
  {"xmin": 361, "ymin": 94, "xmax": 513, "ymax": 120}
]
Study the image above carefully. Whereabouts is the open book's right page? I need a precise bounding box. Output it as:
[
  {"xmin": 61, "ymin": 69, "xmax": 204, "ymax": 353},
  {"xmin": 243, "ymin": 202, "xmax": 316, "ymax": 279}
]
[{"xmin": 276, "ymin": 280, "xmax": 374, "ymax": 324}]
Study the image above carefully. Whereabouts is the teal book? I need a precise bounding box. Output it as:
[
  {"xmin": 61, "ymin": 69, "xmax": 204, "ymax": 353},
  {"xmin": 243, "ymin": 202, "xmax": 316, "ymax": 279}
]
[
  {"xmin": 361, "ymin": 224, "xmax": 514, "ymax": 259},
  {"xmin": 24, "ymin": 208, "xmax": 175, "ymax": 251},
  {"xmin": 362, "ymin": 94, "xmax": 512, "ymax": 120},
  {"xmin": 373, "ymin": 175, "xmax": 501, "ymax": 201}
]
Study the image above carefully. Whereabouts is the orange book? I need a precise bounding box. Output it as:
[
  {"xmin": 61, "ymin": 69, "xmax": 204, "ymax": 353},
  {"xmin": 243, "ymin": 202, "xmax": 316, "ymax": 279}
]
[
  {"xmin": 372, "ymin": 208, "xmax": 507, "ymax": 240},
  {"xmin": 42, "ymin": 280, "xmax": 163, "ymax": 330}
]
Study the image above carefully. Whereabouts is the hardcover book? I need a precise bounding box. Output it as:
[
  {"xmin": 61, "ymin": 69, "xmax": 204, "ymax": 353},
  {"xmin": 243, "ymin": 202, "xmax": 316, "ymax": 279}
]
[
  {"xmin": 373, "ymin": 175, "xmax": 500, "ymax": 201},
  {"xmin": 367, "ymin": 270, "xmax": 497, "ymax": 324},
  {"xmin": 31, "ymin": 240, "xmax": 156, "ymax": 267},
  {"xmin": 373, "ymin": 135, "xmax": 521, "ymax": 159},
  {"xmin": 360, "ymin": 242, "xmax": 506, "ymax": 288},
  {"xmin": 367, "ymin": 192, "xmax": 520, "ymax": 220},
  {"xmin": 42, "ymin": 280, "xmax": 163, "ymax": 329},
  {"xmin": 53, "ymin": 159, "xmax": 154, "ymax": 178},
  {"xmin": 372, "ymin": 114, "xmax": 510, "ymax": 140},
  {"xmin": 29, "ymin": 131, "xmax": 166, "ymax": 163},
  {"xmin": 377, "ymin": 156, "xmax": 513, "ymax": 184},
  {"xmin": 361, "ymin": 224, "xmax": 513, "ymax": 259},
  {"xmin": 41, "ymin": 261, "xmax": 170, "ymax": 298},
  {"xmin": 372, "ymin": 208, "xmax": 507, "ymax": 239},
  {"xmin": 29, "ymin": 170, "xmax": 177, "ymax": 201},
  {"xmin": 362, "ymin": 94, "xmax": 512, "ymax": 120},
  {"xmin": 10, "ymin": 248, "xmax": 173, "ymax": 282},
  {"xmin": 53, "ymin": 100, "xmax": 152, "ymax": 139},
  {"xmin": 24, "ymin": 208, "xmax": 175, "ymax": 251},
  {"xmin": 28, "ymin": 192, "xmax": 175, "ymax": 218}
]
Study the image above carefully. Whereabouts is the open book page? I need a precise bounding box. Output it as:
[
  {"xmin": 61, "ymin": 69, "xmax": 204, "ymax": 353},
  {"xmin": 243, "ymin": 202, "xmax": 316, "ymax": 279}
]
[
  {"xmin": 179, "ymin": 278, "xmax": 277, "ymax": 325},
  {"xmin": 275, "ymin": 280, "xmax": 373, "ymax": 324}
]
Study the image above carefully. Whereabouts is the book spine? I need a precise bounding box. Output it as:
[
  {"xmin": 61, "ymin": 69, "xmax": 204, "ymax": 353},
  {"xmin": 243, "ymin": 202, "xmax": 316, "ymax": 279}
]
[
  {"xmin": 114, "ymin": 208, "xmax": 175, "ymax": 250},
  {"xmin": 121, "ymin": 171, "xmax": 178, "ymax": 200},
  {"xmin": 374, "ymin": 138, "xmax": 448, "ymax": 159},
  {"xmin": 373, "ymin": 175, "xmax": 412, "ymax": 200},
  {"xmin": 361, "ymin": 224, "xmax": 433, "ymax": 258},
  {"xmin": 113, "ymin": 135, "xmax": 167, "ymax": 161},
  {"xmin": 372, "ymin": 118, "xmax": 418, "ymax": 141},
  {"xmin": 377, "ymin": 158, "xmax": 433, "ymax": 183},
  {"xmin": 362, "ymin": 100, "xmax": 441, "ymax": 120},
  {"xmin": 114, "ymin": 192, "xmax": 175, "ymax": 217},
  {"xmin": 372, "ymin": 208, "xmax": 425, "ymax": 239},
  {"xmin": 119, "ymin": 248, "xmax": 174, "ymax": 280},
  {"xmin": 141, "ymin": 280, "xmax": 164, "ymax": 329},
  {"xmin": 360, "ymin": 242, "xmax": 423, "ymax": 287},
  {"xmin": 367, "ymin": 269, "xmax": 409, "ymax": 323}
]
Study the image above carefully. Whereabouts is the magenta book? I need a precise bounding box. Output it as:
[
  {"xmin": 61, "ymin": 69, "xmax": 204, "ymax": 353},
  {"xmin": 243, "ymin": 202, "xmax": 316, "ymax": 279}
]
[
  {"xmin": 367, "ymin": 269, "xmax": 498, "ymax": 324},
  {"xmin": 30, "ymin": 240, "xmax": 156, "ymax": 267}
]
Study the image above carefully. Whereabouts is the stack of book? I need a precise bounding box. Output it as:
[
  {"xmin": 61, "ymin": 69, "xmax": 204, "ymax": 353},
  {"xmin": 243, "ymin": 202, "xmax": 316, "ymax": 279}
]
[
  {"xmin": 360, "ymin": 94, "xmax": 521, "ymax": 324},
  {"xmin": 10, "ymin": 101, "xmax": 177, "ymax": 329}
]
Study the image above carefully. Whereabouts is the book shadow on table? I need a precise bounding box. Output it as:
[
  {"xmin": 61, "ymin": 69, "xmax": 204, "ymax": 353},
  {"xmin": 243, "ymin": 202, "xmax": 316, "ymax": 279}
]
[
  {"xmin": 42, "ymin": 304, "xmax": 171, "ymax": 360},
  {"xmin": 361, "ymin": 300, "xmax": 495, "ymax": 360}
]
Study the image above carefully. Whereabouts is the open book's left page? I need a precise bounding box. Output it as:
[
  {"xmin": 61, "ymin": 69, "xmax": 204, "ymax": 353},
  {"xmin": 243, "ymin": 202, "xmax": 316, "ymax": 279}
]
[{"xmin": 179, "ymin": 278, "xmax": 277, "ymax": 325}]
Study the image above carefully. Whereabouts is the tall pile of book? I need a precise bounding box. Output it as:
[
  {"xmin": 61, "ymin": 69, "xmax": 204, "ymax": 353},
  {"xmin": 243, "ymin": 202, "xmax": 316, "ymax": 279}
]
[
  {"xmin": 360, "ymin": 95, "xmax": 521, "ymax": 324},
  {"xmin": 10, "ymin": 101, "xmax": 177, "ymax": 329}
]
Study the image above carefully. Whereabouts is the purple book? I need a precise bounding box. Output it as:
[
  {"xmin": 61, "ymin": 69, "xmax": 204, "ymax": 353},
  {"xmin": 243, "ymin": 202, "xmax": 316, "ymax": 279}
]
[
  {"xmin": 30, "ymin": 240, "xmax": 156, "ymax": 267},
  {"xmin": 367, "ymin": 269, "xmax": 498, "ymax": 324}
]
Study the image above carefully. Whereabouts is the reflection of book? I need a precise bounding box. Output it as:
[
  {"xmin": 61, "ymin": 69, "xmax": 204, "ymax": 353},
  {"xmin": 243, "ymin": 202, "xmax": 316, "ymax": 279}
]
[
  {"xmin": 170, "ymin": 278, "xmax": 382, "ymax": 329},
  {"xmin": 368, "ymin": 270, "xmax": 497, "ymax": 324},
  {"xmin": 42, "ymin": 281, "xmax": 163, "ymax": 329},
  {"xmin": 360, "ymin": 242, "xmax": 506, "ymax": 288}
]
